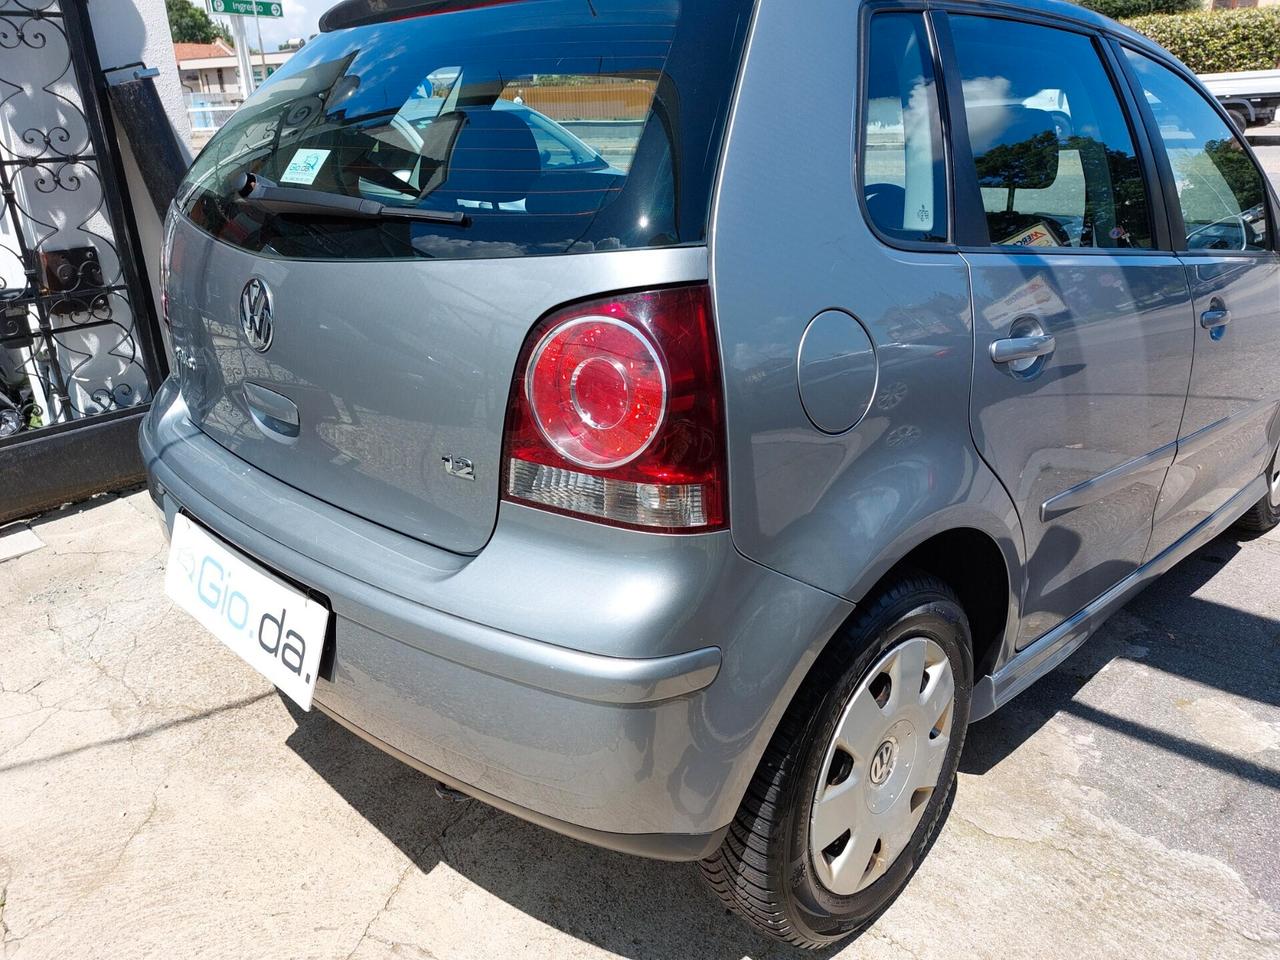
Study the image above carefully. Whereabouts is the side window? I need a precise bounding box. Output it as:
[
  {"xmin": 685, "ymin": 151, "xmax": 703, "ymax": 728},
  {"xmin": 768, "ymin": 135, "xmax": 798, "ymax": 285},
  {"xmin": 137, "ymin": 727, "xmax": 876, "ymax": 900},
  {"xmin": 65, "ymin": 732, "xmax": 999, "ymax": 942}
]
[
  {"xmin": 861, "ymin": 13, "xmax": 948, "ymax": 243},
  {"xmin": 520, "ymin": 111, "xmax": 605, "ymax": 171},
  {"xmin": 1123, "ymin": 49, "xmax": 1270, "ymax": 252},
  {"xmin": 950, "ymin": 16, "xmax": 1153, "ymax": 250}
]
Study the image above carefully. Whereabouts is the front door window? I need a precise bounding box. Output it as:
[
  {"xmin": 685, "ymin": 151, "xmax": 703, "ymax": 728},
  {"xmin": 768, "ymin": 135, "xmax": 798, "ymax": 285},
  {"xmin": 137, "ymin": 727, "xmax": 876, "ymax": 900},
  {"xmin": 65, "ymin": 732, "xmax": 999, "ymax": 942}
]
[{"xmin": 950, "ymin": 16, "xmax": 1154, "ymax": 250}]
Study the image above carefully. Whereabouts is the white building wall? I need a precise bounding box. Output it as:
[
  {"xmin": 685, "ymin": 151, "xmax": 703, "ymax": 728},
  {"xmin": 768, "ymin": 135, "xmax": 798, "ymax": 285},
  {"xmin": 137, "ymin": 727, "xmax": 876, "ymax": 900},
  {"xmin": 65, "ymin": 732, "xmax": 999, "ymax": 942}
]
[{"xmin": 88, "ymin": 0, "xmax": 192, "ymax": 151}]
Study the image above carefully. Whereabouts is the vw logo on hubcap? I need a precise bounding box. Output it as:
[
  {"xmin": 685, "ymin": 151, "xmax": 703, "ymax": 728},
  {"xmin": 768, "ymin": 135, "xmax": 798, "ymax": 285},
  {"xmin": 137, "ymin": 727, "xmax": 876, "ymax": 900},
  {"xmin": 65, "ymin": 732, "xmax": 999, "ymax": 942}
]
[
  {"xmin": 869, "ymin": 739, "xmax": 896, "ymax": 785},
  {"xmin": 240, "ymin": 277, "xmax": 274, "ymax": 353}
]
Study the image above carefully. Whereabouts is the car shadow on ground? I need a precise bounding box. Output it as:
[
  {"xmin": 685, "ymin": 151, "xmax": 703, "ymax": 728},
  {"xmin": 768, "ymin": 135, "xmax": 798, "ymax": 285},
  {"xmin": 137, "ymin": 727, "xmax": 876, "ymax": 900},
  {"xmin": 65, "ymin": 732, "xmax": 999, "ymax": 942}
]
[
  {"xmin": 279, "ymin": 532, "xmax": 1278, "ymax": 960},
  {"xmin": 962, "ymin": 531, "xmax": 1280, "ymax": 785},
  {"xmin": 282, "ymin": 698, "xmax": 841, "ymax": 960}
]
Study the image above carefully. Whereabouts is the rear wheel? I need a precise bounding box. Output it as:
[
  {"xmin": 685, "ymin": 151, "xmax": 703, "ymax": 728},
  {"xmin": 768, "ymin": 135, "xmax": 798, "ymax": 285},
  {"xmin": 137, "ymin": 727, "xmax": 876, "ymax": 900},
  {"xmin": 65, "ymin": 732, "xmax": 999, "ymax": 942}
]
[
  {"xmin": 1235, "ymin": 443, "xmax": 1280, "ymax": 533},
  {"xmin": 701, "ymin": 574, "xmax": 972, "ymax": 948}
]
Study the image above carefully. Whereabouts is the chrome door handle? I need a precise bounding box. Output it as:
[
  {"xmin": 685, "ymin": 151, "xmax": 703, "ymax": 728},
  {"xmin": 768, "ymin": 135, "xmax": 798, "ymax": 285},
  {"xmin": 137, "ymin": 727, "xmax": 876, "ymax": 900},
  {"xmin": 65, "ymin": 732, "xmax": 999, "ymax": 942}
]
[
  {"xmin": 990, "ymin": 334, "xmax": 1056, "ymax": 365},
  {"xmin": 1200, "ymin": 306, "xmax": 1231, "ymax": 329}
]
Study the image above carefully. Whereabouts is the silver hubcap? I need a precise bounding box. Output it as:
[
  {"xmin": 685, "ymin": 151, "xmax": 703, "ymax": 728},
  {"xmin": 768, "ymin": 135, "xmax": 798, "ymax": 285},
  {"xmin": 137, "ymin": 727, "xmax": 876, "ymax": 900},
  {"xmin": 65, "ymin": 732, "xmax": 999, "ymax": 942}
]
[{"xmin": 809, "ymin": 637, "xmax": 955, "ymax": 897}]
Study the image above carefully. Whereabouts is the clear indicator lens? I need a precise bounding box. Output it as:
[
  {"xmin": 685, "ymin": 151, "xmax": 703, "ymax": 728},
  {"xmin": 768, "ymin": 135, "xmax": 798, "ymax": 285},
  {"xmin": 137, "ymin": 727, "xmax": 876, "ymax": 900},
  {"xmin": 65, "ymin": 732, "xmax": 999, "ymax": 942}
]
[{"xmin": 508, "ymin": 459, "xmax": 709, "ymax": 529}]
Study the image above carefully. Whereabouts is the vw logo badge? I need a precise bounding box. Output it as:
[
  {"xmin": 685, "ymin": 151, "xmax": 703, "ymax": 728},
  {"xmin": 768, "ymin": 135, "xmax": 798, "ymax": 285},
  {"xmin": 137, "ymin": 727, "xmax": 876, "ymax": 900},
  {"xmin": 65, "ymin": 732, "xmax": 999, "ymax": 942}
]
[
  {"xmin": 869, "ymin": 739, "xmax": 896, "ymax": 785},
  {"xmin": 240, "ymin": 277, "xmax": 274, "ymax": 353}
]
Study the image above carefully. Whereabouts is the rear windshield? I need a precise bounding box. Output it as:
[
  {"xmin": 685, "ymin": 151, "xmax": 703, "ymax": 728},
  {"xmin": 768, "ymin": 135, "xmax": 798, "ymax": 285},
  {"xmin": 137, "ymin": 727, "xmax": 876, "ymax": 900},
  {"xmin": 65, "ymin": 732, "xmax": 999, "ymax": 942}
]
[{"xmin": 177, "ymin": 0, "xmax": 753, "ymax": 261}]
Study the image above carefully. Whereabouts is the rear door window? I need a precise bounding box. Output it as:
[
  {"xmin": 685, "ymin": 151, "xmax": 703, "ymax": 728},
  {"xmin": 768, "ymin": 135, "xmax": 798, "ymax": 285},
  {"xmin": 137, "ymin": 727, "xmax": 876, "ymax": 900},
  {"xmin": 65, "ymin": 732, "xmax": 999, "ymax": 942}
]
[
  {"xmin": 861, "ymin": 13, "xmax": 948, "ymax": 243},
  {"xmin": 178, "ymin": 0, "xmax": 751, "ymax": 261},
  {"xmin": 1122, "ymin": 49, "xmax": 1271, "ymax": 252},
  {"xmin": 949, "ymin": 16, "xmax": 1154, "ymax": 250}
]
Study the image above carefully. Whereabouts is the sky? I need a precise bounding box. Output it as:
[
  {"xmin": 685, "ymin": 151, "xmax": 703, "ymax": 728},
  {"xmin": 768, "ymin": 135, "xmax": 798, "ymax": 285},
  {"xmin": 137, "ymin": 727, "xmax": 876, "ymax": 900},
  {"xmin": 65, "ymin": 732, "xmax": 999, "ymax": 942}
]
[{"xmin": 198, "ymin": 0, "xmax": 327, "ymax": 51}]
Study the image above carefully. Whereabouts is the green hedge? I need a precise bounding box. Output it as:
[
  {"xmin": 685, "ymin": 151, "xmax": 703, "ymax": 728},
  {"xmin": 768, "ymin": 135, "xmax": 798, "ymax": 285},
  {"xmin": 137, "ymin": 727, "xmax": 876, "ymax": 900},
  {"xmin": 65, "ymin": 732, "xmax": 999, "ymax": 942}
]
[
  {"xmin": 1122, "ymin": 8, "xmax": 1280, "ymax": 73},
  {"xmin": 1076, "ymin": 0, "xmax": 1196, "ymax": 21}
]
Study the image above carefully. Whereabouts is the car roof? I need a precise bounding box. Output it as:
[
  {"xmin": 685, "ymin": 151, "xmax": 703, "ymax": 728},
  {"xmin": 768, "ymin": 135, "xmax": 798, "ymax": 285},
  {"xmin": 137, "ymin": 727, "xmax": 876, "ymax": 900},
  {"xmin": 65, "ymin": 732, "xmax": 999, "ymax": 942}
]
[{"xmin": 314, "ymin": 0, "xmax": 1183, "ymax": 79}]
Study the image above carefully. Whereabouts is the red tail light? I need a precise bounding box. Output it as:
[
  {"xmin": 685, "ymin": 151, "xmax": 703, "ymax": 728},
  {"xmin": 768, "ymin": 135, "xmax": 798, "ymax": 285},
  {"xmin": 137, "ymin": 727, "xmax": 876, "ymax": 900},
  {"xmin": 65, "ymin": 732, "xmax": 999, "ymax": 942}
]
[{"xmin": 503, "ymin": 285, "xmax": 727, "ymax": 532}]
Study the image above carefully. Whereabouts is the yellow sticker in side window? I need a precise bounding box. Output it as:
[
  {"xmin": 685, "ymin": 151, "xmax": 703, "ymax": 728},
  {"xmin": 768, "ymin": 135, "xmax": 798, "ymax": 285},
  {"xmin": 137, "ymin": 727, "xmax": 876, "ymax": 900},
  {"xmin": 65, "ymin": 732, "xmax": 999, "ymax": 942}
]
[{"xmin": 1000, "ymin": 221, "xmax": 1058, "ymax": 248}]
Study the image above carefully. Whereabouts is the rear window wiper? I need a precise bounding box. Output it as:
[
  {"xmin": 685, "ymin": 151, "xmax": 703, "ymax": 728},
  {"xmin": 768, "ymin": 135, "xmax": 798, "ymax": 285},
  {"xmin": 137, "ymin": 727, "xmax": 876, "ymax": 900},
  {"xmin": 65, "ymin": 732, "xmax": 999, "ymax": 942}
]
[{"xmin": 234, "ymin": 173, "xmax": 470, "ymax": 226}]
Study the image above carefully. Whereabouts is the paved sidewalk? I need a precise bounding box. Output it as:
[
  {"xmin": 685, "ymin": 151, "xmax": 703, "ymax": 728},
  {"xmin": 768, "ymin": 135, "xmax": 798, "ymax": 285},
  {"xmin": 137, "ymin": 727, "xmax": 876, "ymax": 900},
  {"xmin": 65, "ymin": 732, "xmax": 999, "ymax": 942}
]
[
  {"xmin": 1251, "ymin": 138, "xmax": 1280, "ymax": 184},
  {"xmin": 1, "ymin": 490, "xmax": 1278, "ymax": 960}
]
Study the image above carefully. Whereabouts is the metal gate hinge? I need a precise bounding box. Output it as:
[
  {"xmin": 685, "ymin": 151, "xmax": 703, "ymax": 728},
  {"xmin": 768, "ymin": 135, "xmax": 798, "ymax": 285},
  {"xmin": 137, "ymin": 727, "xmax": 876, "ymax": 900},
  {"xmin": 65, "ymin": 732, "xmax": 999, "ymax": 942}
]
[{"xmin": 103, "ymin": 62, "xmax": 160, "ymax": 85}]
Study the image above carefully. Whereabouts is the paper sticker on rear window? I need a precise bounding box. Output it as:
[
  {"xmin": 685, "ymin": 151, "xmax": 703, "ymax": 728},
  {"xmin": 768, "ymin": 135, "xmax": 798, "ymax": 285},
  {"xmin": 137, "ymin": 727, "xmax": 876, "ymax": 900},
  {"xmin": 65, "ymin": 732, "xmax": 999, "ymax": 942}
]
[{"xmin": 280, "ymin": 149, "xmax": 331, "ymax": 185}]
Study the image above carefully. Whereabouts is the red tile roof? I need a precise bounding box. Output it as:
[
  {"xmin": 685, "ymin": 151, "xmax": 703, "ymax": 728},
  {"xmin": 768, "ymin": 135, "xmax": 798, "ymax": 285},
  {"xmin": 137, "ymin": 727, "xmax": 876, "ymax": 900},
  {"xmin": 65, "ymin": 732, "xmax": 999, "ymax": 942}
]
[{"xmin": 173, "ymin": 40, "xmax": 235, "ymax": 62}]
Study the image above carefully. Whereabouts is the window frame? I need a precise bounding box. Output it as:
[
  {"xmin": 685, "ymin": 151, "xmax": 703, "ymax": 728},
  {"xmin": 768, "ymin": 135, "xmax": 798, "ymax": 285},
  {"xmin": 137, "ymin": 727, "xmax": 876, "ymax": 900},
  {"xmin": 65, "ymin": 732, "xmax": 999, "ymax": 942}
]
[
  {"xmin": 930, "ymin": 5, "xmax": 1176, "ymax": 256},
  {"xmin": 1110, "ymin": 38, "xmax": 1278, "ymax": 259},
  {"xmin": 854, "ymin": 1, "xmax": 957, "ymax": 252}
]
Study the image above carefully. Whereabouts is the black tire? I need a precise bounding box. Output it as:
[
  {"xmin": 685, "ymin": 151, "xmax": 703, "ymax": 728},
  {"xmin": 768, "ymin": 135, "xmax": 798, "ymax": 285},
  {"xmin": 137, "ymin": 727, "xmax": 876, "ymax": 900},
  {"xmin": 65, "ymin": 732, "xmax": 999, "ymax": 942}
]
[
  {"xmin": 1233, "ymin": 478, "xmax": 1274, "ymax": 537},
  {"xmin": 700, "ymin": 574, "xmax": 973, "ymax": 948},
  {"xmin": 1228, "ymin": 109, "xmax": 1249, "ymax": 135},
  {"xmin": 1236, "ymin": 496, "xmax": 1280, "ymax": 533},
  {"xmin": 1228, "ymin": 442, "xmax": 1280, "ymax": 535}
]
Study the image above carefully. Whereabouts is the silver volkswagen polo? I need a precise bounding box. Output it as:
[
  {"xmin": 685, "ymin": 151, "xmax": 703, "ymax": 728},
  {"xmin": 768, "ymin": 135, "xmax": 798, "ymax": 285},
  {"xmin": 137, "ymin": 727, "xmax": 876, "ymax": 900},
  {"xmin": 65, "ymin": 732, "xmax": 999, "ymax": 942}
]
[{"xmin": 143, "ymin": 0, "xmax": 1280, "ymax": 945}]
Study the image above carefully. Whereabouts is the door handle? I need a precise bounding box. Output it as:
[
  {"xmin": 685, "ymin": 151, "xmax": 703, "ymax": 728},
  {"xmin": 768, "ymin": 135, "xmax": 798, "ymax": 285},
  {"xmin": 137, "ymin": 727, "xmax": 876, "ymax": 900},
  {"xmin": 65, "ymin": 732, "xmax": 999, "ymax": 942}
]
[
  {"xmin": 990, "ymin": 334, "xmax": 1056, "ymax": 365},
  {"xmin": 243, "ymin": 381, "xmax": 300, "ymax": 443},
  {"xmin": 1200, "ymin": 300, "xmax": 1231, "ymax": 330}
]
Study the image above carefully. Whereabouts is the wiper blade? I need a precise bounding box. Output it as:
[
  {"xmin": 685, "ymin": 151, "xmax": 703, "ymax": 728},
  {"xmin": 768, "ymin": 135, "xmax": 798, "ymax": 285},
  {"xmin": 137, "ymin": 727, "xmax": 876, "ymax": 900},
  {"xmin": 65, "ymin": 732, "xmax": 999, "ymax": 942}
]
[{"xmin": 235, "ymin": 174, "xmax": 469, "ymax": 226}]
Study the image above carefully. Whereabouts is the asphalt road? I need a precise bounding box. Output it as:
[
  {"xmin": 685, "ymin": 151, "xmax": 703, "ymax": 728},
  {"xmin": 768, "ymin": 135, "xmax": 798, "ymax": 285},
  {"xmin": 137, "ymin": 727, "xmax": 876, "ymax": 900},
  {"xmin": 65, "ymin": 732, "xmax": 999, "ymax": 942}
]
[{"xmin": 2, "ymin": 146, "xmax": 1280, "ymax": 960}]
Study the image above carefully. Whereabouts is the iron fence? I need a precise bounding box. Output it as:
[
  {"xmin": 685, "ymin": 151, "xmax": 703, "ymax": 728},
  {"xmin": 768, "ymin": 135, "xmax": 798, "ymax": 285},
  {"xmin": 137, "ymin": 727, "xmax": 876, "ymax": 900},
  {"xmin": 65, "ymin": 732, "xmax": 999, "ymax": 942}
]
[{"xmin": 0, "ymin": 0, "xmax": 164, "ymax": 442}]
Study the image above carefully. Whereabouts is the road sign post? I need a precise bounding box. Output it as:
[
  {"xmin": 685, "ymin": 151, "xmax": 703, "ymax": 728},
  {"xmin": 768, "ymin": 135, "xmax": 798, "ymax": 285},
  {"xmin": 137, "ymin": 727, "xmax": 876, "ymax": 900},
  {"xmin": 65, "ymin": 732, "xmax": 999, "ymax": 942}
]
[
  {"xmin": 228, "ymin": 15, "xmax": 255, "ymax": 94},
  {"xmin": 206, "ymin": 0, "xmax": 283, "ymax": 97}
]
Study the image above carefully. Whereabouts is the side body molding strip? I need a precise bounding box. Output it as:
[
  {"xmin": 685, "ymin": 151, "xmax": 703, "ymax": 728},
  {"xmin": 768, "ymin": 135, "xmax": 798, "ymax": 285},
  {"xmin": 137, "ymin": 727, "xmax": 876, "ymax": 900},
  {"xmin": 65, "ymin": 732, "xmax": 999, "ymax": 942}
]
[
  {"xmin": 1039, "ymin": 439, "xmax": 1178, "ymax": 521},
  {"xmin": 975, "ymin": 474, "xmax": 1264, "ymax": 719}
]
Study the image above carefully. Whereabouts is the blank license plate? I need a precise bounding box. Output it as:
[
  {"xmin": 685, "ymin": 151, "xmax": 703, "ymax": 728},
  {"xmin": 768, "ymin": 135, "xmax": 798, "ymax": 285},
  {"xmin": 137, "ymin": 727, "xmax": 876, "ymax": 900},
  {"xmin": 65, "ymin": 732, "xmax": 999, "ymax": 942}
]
[{"xmin": 164, "ymin": 514, "xmax": 330, "ymax": 710}]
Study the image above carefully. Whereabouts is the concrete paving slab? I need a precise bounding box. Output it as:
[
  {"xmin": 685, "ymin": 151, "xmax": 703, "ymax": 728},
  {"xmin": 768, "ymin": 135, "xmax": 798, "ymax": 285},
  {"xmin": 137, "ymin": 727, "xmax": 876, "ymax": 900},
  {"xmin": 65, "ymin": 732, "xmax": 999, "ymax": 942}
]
[
  {"xmin": 0, "ymin": 526, "xmax": 42, "ymax": 564},
  {"xmin": 1, "ymin": 491, "xmax": 1278, "ymax": 960}
]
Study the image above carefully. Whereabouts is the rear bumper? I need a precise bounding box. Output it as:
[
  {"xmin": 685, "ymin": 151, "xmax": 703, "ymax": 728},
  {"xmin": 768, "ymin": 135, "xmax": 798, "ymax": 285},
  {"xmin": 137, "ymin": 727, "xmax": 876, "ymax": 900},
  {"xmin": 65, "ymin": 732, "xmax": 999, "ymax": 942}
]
[
  {"xmin": 141, "ymin": 378, "xmax": 852, "ymax": 859},
  {"xmin": 313, "ymin": 699, "xmax": 727, "ymax": 860}
]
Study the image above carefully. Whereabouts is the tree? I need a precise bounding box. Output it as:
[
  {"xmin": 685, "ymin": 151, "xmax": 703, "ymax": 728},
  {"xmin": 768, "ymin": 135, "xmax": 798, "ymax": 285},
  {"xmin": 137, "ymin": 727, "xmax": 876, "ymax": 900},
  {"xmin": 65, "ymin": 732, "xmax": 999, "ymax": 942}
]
[
  {"xmin": 1180, "ymin": 139, "xmax": 1267, "ymax": 228},
  {"xmin": 165, "ymin": 0, "xmax": 233, "ymax": 45}
]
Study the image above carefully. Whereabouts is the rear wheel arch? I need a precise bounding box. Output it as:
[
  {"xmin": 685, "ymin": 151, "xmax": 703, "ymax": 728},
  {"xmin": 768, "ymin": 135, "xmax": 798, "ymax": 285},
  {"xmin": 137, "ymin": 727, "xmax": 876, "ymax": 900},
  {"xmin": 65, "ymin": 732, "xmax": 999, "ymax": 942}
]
[
  {"xmin": 875, "ymin": 528, "xmax": 1013, "ymax": 678},
  {"xmin": 708, "ymin": 513, "xmax": 1023, "ymax": 853},
  {"xmin": 744, "ymin": 524, "xmax": 1020, "ymax": 793},
  {"xmin": 840, "ymin": 523, "xmax": 1020, "ymax": 680},
  {"xmin": 700, "ymin": 526, "xmax": 1019, "ymax": 942}
]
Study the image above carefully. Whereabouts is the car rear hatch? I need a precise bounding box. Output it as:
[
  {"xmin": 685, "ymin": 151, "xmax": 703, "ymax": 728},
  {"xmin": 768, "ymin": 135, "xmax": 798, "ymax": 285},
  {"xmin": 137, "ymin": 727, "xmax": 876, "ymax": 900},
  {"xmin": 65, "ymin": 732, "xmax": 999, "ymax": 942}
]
[{"xmin": 165, "ymin": 0, "xmax": 753, "ymax": 554}]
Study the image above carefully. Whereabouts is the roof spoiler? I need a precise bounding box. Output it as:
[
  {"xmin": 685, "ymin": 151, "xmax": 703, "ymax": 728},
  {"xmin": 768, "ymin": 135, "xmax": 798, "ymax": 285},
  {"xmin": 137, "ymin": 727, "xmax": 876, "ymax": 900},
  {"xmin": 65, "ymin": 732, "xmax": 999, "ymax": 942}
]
[{"xmin": 319, "ymin": 0, "xmax": 517, "ymax": 32}]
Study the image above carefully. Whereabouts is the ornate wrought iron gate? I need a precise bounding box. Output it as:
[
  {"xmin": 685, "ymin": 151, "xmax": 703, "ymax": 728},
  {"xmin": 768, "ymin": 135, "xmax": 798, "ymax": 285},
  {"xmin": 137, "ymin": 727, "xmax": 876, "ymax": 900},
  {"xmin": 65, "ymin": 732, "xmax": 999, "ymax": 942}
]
[{"xmin": 0, "ymin": 0, "xmax": 167, "ymax": 521}]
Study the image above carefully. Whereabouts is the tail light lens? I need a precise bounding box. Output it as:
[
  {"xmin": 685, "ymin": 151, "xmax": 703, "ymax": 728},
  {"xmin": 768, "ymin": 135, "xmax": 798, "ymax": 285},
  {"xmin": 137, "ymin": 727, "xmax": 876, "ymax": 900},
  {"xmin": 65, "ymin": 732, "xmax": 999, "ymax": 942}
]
[{"xmin": 503, "ymin": 285, "xmax": 727, "ymax": 532}]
